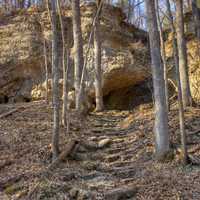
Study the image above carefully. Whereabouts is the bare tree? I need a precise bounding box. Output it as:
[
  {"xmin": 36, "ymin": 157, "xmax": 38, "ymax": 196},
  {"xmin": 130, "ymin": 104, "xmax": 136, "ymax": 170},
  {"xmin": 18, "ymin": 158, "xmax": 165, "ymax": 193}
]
[
  {"xmin": 192, "ymin": 0, "xmax": 200, "ymax": 39},
  {"xmin": 76, "ymin": 0, "xmax": 104, "ymax": 114},
  {"xmin": 56, "ymin": 0, "xmax": 70, "ymax": 127},
  {"xmin": 50, "ymin": 0, "xmax": 60, "ymax": 161},
  {"xmin": 43, "ymin": 39, "xmax": 49, "ymax": 104},
  {"xmin": 175, "ymin": 0, "xmax": 193, "ymax": 107},
  {"xmin": 94, "ymin": 0, "xmax": 104, "ymax": 112},
  {"xmin": 155, "ymin": 0, "xmax": 169, "ymax": 111},
  {"xmin": 166, "ymin": 0, "xmax": 188, "ymax": 165},
  {"xmin": 145, "ymin": 0, "xmax": 170, "ymax": 160},
  {"xmin": 71, "ymin": 0, "xmax": 84, "ymax": 111}
]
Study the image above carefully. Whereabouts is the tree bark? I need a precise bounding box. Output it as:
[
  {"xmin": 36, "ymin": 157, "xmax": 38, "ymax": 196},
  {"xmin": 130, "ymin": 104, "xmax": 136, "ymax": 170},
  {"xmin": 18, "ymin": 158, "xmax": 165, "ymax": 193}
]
[
  {"xmin": 155, "ymin": 0, "xmax": 169, "ymax": 111},
  {"xmin": 76, "ymin": 0, "xmax": 104, "ymax": 114},
  {"xmin": 192, "ymin": 0, "xmax": 200, "ymax": 40},
  {"xmin": 166, "ymin": 0, "xmax": 188, "ymax": 165},
  {"xmin": 175, "ymin": 0, "xmax": 193, "ymax": 108},
  {"xmin": 56, "ymin": 0, "xmax": 70, "ymax": 127},
  {"xmin": 94, "ymin": 0, "xmax": 104, "ymax": 112},
  {"xmin": 50, "ymin": 0, "xmax": 60, "ymax": 161},
  {"xmin": 71, "ymin": 0, "xmax": 84, "ymax": 110},
  {"xmin": 43, "ymin": 39, "xmax": 49, "ymax": 104},
  {"xmin": 145, "ymin": 0, "xmax": 170, "ymax": 159}
]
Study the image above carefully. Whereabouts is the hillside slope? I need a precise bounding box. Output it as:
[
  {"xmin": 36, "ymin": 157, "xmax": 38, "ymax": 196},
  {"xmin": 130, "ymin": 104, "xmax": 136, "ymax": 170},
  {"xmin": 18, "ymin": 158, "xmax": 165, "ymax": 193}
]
[{"xmin": 1, "ymin": 102, "xmax": 200, "ymax": 199}]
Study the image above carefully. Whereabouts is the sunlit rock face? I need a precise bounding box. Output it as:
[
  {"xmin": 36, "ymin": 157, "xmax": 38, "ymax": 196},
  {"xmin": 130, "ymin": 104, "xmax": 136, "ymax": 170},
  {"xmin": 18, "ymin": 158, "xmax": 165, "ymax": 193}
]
[
  {"xmin": 0, "ymin": 11, "xmax": 43, "ymax": 102},
  {"xmin": 80, "ymin": 2, "xmax": 150, "ymax": 97},
  {"xmin": 0, "ymin": 3, "xmax": 150, "ymax": 104},
  {"xmin": 165, "ymin": 11, "xmax": 200, "ymax": 103}
]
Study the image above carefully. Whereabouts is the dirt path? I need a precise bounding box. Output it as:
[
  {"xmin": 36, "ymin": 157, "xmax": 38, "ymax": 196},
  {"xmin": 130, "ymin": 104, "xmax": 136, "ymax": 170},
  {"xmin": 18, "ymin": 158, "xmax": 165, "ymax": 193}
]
[{"xmin": 1, "ymin": 102, "xmax": 200, "ymax": 199}]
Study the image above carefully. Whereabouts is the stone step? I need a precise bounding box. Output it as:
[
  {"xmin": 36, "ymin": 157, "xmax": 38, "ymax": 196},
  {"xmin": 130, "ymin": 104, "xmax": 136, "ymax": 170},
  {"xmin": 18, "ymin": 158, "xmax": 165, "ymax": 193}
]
[
  {"xmin": 112, "ymin": 168, "xmax": 136, "ymax": 179},
  {"xmin": 105, "ymin": 155, "xmax": 121, "ymax": 163},
  {"xmin": 109, "ymin": 161, "xmax": 135, "ymax": 168},
  {"xmin": 105, "ymin": 147, "xmax": 127, "ymax": 154}
]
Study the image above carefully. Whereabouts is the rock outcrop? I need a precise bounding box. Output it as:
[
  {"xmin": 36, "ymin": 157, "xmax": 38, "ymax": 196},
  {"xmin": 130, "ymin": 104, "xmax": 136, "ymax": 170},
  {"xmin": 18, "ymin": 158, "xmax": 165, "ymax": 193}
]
[
  {"xmin": 165, "ymin": 11, "xmax": 200, "ymax": 103},
  {"xmin": 79, "ymin": 3, "xmax": 150, "ymax": 96},
  {"xmin": 0, "ymin": 3, "xmax": 150, "ymax": 106},
  {"xmin": 0, "ymin": 11, "xmax": 43, "ymax": 102}
]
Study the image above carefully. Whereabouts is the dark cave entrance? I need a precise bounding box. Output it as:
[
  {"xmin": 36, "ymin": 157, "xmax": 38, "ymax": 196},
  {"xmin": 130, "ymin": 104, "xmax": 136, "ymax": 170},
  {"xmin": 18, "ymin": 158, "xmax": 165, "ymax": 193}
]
[
  {"xmin": 0, "ymin": 95, "xmax": 31, "ymax": 104},
  {"xmin": 103, "ymin": 80, "xmax": 153, "ymax": 110},
  {"xmin": 0, "ymin": 95, "xmax": 9, "ymax": 104}
]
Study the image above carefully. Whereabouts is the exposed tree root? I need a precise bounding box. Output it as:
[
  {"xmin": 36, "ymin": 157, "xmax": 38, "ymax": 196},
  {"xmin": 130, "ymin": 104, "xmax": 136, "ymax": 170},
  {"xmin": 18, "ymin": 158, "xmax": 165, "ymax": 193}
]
[
  {"xmin": 25, "ymin": 137, "xmax": 111, "ymax": 199},
  {"xmin": 0, "ymin": 108, "xmax": 22, "ymax": 119},
  {"xmin": 26, "ymin": 140, "xmax": 79, "ymax": 200}
]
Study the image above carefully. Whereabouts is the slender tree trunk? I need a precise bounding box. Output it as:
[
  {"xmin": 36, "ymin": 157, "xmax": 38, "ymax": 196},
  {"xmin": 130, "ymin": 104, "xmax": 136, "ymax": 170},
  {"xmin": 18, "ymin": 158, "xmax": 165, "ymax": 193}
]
[
  {"xmin": 186, "ymin": 0, "xmax": 192, "ymax": 9},
  {"xmin": 155, "ymin": 0, "xmax": 169, "ymax": 111},
  {"xmin": 176, "ymin": 61, "xmax": 188, "ymax": 165},
  {"xmin": 192, "ymin": 0, "xmax": 200, "ymax": 68},
  {"xmin": 76, "ymin": 0, "xmax": 104, "ymax": 114},
  {"xmin": 71, "ymin": 0, "xmax": 84, "ymax": 110},
  {"xmin": 62, "ymin": 49, "xmax": 70, "ymax": 127},
  {"xmin": 46, "ymin": 0, "xmax": 52, "ymax": 26},
  {"xmin": 166, "ymin": 0, "xmax": 188, "ymax": 165},
  {"xmin": 50, "ymin": 0, "xmax": 60, "ymax": 161},
  {"xmin": 127, "ymin": 0, "xmax": 135, "ymax": 23},
  {"xmin": 175, "ymin": 0, "xmax": 193, "ymax": 107},
  {"xmin": 145, "ymin": 0, "xmax": 170, "ymax": 160},
  {"xmin": 94, "ymin": 0, "xmax": 104, "ymax": 112},
  {"xmin": 192, "ymin": 0, "xmax": 200, "ymax": 39},
  {"xmin": 56, "ymin": 0, "xmax": 70, "ymax": 127},
  {"xmin": 43, "ymin": 39, "xmax": 49, "ymax": 104}
]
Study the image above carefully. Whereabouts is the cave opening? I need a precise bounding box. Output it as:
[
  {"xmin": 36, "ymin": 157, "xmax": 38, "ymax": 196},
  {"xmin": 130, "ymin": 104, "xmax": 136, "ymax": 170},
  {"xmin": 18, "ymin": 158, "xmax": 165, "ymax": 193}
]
[
  {"xmin": 103, "ymin": 80, "xmax": 153, "ymax": 111},
  {"xmin": 0, "ymin": 95, "xmax": 9, "ymax": 104}
]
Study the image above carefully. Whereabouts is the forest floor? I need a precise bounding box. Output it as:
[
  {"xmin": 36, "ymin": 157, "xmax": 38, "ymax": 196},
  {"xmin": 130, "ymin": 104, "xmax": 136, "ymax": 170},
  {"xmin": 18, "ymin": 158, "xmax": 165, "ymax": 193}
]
[{"xmin": 1, "ymin": 101, "xmax": 200, "ymax": 199}]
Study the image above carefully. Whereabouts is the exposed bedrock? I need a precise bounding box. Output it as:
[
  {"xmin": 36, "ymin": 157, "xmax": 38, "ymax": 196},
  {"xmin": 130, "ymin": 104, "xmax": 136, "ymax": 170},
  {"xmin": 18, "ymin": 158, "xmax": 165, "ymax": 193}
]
[{"xmin": 0, "ymin": 3, "xmax": 150, "ymax": 108}]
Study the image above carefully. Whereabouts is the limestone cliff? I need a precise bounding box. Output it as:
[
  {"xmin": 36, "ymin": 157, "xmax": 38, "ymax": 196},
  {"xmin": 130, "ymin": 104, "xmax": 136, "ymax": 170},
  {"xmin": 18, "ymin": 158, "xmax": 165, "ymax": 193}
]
[
  {"xmin": 165, "ymin": 11, "xmax": 200, "ymax": 103},
  {"xmin": 0, "ymin": 10, "xmax": 43, "ymax": 102},
  {"xmin": 0, "ymin": 3, "xmax": 150, "ymax": 104}
]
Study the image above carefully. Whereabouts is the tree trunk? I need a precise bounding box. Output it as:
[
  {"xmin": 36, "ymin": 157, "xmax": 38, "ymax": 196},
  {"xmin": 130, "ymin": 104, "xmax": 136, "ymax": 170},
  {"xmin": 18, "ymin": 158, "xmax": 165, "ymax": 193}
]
[
  {"xmin": 186, "ymin": 0, "xmax": 192, "ymax": 9},
  {"xmin": 56, "ymin": 0, "xmax": 70, "ymax": 128},
  {"xmin": 145, "ymin": 0, "xmax": 170, "ymax": 160},
  {"xmin": 192, "ymin": 0, "xmax": 200, "ymax": 40},
  {"xmin": 166, "ymin": 0, "xmax": 188, "ymax": 165},
  {"xmin": 71, "ymin": 0, "xmax": 84, "ymax": 110},
  {"xmin": 175, "ymin": 0, "xmax": 193, "ymax": 108},
  {"xmin": 50, "ymin": 0, "xmax": 60, "ymax": 161},
  {"xmin": 76, "ymin": 0, "xmax": 104, "ymax": 114},
  {"xmin": 155, "ymin": 0, "xmax": 169, "ymax": 111},
  {"xmin": 94, "ymin": 0, "xmax": 104, "ymax": 112},
  {"xmin": 43, "ymin": 39, "xmax": 49, "ymax": 104}
]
